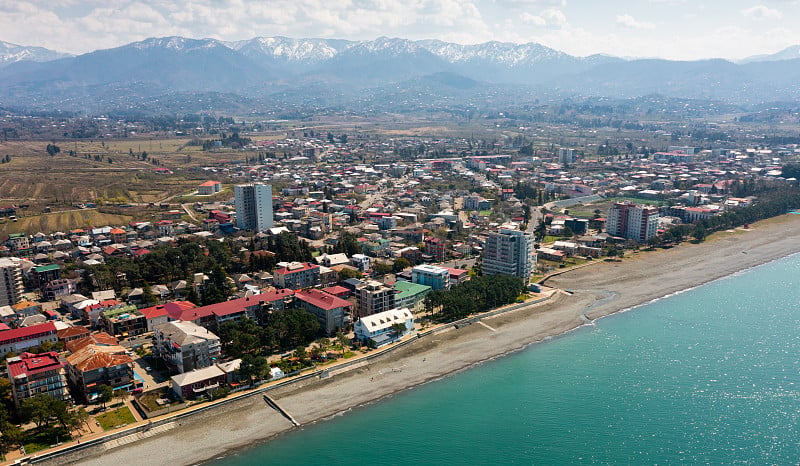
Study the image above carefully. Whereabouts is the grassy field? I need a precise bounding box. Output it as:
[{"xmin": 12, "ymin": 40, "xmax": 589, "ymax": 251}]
[{"xmin": 96, "ymin": 406, "xmax": 136, "ymax": 431}]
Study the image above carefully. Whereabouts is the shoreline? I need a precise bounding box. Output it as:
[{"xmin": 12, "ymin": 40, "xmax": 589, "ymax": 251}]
[{"xmin": 63, "ymin": 214, "xmax": 800, "ymax": 466}]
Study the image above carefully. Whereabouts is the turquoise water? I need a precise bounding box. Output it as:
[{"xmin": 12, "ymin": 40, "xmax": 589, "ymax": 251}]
[{"xmin": 215, "ymin": 254, "xmax": 800, "ymax": 465}]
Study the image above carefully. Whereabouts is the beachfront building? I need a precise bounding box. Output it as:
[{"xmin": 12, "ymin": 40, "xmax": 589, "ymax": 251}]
[
  {"xmin": 392, "ymin": 281, "xmax": 431, "ymax": 313},
  {"xmin": 65, "ymin": 336, "xmax": 137, "ymax": 402},
  {"xmin": 170, "ymin": 359, "xmax": 241, "ymax": 401},
  {"xmin": 354, "ymin": 308, "xmax": 414, "ymax": 347},
  {"xmin": 234, "ymin": 183, "xmax": 274, "ymax": 231},
  {"xmin": 153, "ymin": 321, "xmax": 221, "ymax": 374},
  {"xmin": 606, "ymin": 202, "xmax": 659, "ymax": 243},
  {"xmin": 294, "ymin": 289, "xmax": 353, "ymax": 335},
  {"xmin": 411, "ymin": 264, "xmax": 450, "ymax": 291},
  {"xmin": 7, "ymin": 351, "xmax": 70, "ymax": 408},
  {"xmin": 482, "ymin": 228, "xmax": 536, "ymax": 284},
  {"xmin": 355, "ymin": 280, "xmax": 396, "ymax": 318},
  {"xmin": 0, "ymin": 257, "xmax": 24, "ymax": 307}
]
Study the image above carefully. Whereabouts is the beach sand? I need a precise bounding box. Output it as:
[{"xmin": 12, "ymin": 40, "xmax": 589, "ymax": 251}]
[{"xmin": 67, "ymin": 214, "xmax": 800, "ymax": 466}]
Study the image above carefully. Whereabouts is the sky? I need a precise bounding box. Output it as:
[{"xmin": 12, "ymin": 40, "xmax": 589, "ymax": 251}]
[{"xmin": 1, "ymin": 0, "xmax": 800, "ymax": 60}]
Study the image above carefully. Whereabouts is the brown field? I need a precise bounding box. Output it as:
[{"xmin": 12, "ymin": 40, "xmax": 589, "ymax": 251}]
[
  {"xmin": 0, "ymin": 138, "xmax": 219, "ymax": 208},
  {"xmin": 0, "ymin": 209, "xmax": 133, "ymax": 237}
]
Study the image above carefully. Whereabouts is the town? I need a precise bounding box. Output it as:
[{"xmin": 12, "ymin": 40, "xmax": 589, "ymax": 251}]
[{"xmin": 0, "ymin": 110, "xmax": 798, "ymax": 461}]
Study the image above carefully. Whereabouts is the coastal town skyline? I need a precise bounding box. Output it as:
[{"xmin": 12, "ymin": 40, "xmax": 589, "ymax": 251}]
[{"xmin": 2, "ymin": 0, "xmax": 800, "ymax": 60}]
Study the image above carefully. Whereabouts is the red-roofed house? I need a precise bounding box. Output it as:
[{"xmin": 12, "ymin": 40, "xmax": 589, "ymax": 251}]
[
  {"xmin": 140, "ymin": 301, "xmax": 197, "ymax": 331},
  {"xmin": 442, "ymin": 267, "xmax": 469, "ymax": 287},
  {"xmin": 294, "ymin": 289, "xmax": 353, "ymax": 335},
  {"xmin": 0, "ymin": 322, "xmax": 58, "ymax": 355},
  {"xmin": 56, "ymin": 325, "xmax": 91, "ymax": 344},
  {"xmin": 322, "ymin": 285, "xmax": 351, "ymax": 298},
  {"xmin": 167, "ymin": 290, "xmax": 294, "ymax": 330},
  {"xmin": 6, "ymin": 351, "xmax": 69, "ymax": 407},
  {"xmin": 82, "ymin": 299, "xmax": 124, "ymax": 326},
  {"xmin": 198, "ymin": 181, "xmax": 222, "ymax": 195}
]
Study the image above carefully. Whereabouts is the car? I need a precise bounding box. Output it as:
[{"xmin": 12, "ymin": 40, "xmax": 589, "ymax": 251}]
[{"xmin": 145, "ymin": 366, "xmax": 152, "ymax": 372}]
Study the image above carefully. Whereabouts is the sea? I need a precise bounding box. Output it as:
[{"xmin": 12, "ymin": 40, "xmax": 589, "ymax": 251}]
[{"xmin": 214, "ymin": 253, "xmax": 800, "ymax": 465}]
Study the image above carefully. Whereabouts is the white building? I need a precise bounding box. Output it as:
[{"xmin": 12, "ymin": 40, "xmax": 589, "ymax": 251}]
[
  {"xmin": 0, "ymin": 258, "xmax": 24, "ymax": 307},
  {"xmin": 351, "ymin": 254, "xmax": 371, "ymax": 271},
  {"xmin": 234, "ymin": 183, "xmax": 274, "ymax": 231},
  {"xmin": 482, "ymin": 229, "xmax": 535, "ymax": 284},
  {"xmin": 354, "ymin": 308, "xmax": 414, "ymax": 347}
]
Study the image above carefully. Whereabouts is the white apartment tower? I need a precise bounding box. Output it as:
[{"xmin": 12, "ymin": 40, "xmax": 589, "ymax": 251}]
[
  {"xmin": 234, "ymin": 183, "xmax": 274, "ymax": 231},
  {"xmin": 0, "ymin": 258, "xmax": 23, "ymax": 306},
  {"xmin": 482, "ymin": 229, "xmax": 535, "ymax": 284}
]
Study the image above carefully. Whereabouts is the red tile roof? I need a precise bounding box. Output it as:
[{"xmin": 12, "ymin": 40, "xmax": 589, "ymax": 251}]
[
  {"xmin": 7, "ymin": 352, "xmax": 63, "ymax": 378},
  {"xmin": 273, "ymin": 262, "xmax": 318, "ymax": 275},
  {"xmin": 0, "ymin": 322, "xmax": 57, "ymax": 345},
  {"xmin": 295, "ymin": 289, "xmax": 352, "ymax": 311},
  {"xmin": 171, "ymin": 291, "xmax": 294, "ymax": 321},
  {"xmin": 140, "ymin": 301, "xmax": 196, "ymax": 320}
]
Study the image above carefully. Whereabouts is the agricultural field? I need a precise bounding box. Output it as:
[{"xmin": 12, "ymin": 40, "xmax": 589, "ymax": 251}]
[
  {"xmin": 0, "ymin": 209, "xmax": 134, "ymax": 237},
  {"xmin": 0, "ymin": 138, "xmax": 223, "ymax": 212}
]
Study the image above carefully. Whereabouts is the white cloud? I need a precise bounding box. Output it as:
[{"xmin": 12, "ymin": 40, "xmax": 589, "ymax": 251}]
[
  {"xmin": 615, "ymin": 14, "xmax": 655, "ymax": 30},
  {"xmin": 741, "ymin": 5, "xmax": 783, "ymax": 20},
  {"xmin": 521, "ymin": 12, "xmax": 546, "ymax": 26}
]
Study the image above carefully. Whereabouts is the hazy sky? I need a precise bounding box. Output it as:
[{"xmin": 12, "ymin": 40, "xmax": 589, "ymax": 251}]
[{"xmin": 1, "ymin": 0, "xmax": 799, "ymax": 60}]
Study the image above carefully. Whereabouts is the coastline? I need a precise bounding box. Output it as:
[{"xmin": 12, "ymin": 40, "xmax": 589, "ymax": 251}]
[{"xmin": 65, "ymin": 214, "xmax": 800, "ymax": 466}]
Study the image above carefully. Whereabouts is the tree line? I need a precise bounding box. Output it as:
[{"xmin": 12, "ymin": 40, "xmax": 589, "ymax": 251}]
[{"xmin": 424, "ymin": 274, "xmax": 527, "ymax": 322}]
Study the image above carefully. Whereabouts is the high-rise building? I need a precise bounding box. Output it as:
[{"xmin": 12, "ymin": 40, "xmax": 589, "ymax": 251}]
[
  {"xmin": 0, "ymin": 257, "xmax": 23, "ymax": 306},
  {"xmin": 355, "ymin": 280, "xmax": 396, "ymax": 318},
  {"xmin": 482, "ymin": 229, "xmax": 535, "ymax": 284},
  {"xmin": 234, "ymin": 183, "xmax": 274, "ymax": 231},
  {"xmin": 606, "ymin": 202, "xmax": 659, "ymax": 243}
]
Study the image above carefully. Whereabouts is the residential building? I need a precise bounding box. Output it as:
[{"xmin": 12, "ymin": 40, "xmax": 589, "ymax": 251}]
[
  {"xmin": 7, "ymin": 351, "xmax": 70, "ymax": 408},
  {"xmin": 234, "ymin": 183, "xmax": 274, "ymax": 231},
  {"xmin": 606, "ymin": 202, "xmax": 659, "ymax": 243},
  {"xmin": 294, "ymin": 289, "xmax": 353, "ymax": 335},
  {"xmin": 31, "ymin": 264, "xmax": 61, "ymax": 288},
  {"xmin": 482, "ymin": 229, "xmax": 535, "ymax": 284},
  {"xmin": 99, "ymin": 307, "xmax": 147, "ymax": 338},
  {"xmin": 65, "ymin": 336, "xmax": 136, "ymax": 402},
  {"xmin": 153, "ymin": 321, "xmax": 221, "ymax": 374},
  {"xmin": 442, "ymin": 267, "xmax": 469, "ymax": 287},
  {"xmin": 0, "ymin": 258, "xmax": 23, "ymax": 306},
  {"xmin": 42, "ymin": 278, "xmax": 76, "ymax": 301},
  {"xmin": 56, "ymin": 325, "xmax": 90, "ymax": 345},
  {"xmin": 140, "ymin": 301, "xmax": 196, "ymax": 332},
  {"xmin": 351, "ymin": 254, "xmax": 370, "ymax": 271},
  {"xmin": 393, "ymin": 281, "xmax": 431, "ymax": 312},
  {"xmin": 273, "ymin": 262, "xmax": 320, "ymax": 289},
  {"xmin": 354, "ymin": 308, "xmax": 414, "ymax": 347},
  {"xmin": 0, "ymin": 322, "xmax": 58, "ymax": 355},
  {"xmin": 198, "ymin": 181, "xmax": 222, "ymax": 195},
  {"xmin": 424, "ymin": 237, "xmax": 446, "ymax": 262},
  {"xmin": 355, "ymin": 280, "xmax": 396, "ymax": 318},
  {"xmin": 171, "ymin": 363, "xmax": 228, "ymax": 400},
  {"xmin": 411, "ymin": 264, "xmax": 450, "ymax": 291}
]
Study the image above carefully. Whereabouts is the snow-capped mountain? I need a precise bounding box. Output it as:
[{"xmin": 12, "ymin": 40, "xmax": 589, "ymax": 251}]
[
  {"xmin": 2, "ymin": 35, "xmax": 800, "ymax": 111},
  {"xmin": 0, "ymin": 41, "xmax": 71, "ymax": 68},
  {"xmin": 226, "ymin": 36, "xmax": 348, "ymax": 63}
]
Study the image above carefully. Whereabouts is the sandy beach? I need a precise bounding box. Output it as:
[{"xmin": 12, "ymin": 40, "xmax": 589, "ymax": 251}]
[{"xmin": 64, "ymin": 214, "xmax": 800, "ymax": 466}]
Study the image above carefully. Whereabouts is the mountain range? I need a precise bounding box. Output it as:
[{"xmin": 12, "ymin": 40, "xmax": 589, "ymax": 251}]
[{"xmin": 2, "ymin": 36, "xmax": 800, "ymax": 113}]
